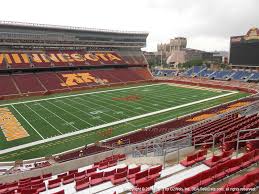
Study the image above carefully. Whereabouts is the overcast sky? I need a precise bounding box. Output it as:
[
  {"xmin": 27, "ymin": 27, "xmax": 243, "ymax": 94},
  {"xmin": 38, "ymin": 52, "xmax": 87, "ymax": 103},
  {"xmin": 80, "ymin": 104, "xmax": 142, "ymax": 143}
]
[{"xmin": 1, "ymin": 0, "xmax": 258, "ymax": 52}]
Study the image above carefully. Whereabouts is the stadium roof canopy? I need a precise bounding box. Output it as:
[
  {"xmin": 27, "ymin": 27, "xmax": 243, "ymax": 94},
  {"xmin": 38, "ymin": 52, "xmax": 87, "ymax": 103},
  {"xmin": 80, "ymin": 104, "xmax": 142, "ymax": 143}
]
[{"xmin": 0, "ymin": 20, "xmax": 148, "ymax": 35}]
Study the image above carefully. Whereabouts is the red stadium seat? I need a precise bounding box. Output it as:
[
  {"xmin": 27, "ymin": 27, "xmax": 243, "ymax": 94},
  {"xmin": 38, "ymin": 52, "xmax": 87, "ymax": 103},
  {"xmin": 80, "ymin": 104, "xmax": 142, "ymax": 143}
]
[
  {"xmin": 200, "ymin": 169, "xmax": 215, "ymax": 187},
  {"xmin": 75, "ymin": 177, "xmax": 90, "ymax": 191},
  {"xmin": 75, "ymin": 171, "xmax": 86, "ymax": 181},
  {"xmin": 203, "ymin": 155, "xmax": 223, "ymax": 167},
  {"xmin": 116, "ymin": 166, "xmax": 128, "ymax": 173},
  {"xmin": 127, "ymin": 166, "xmax": 141, "ymax": 179},
  {"xmin": 180, "ymin": 154, "xmax": 197, "ymax": 167},
  {"xmin": 148, "ymin": 165, "xmax": 162, "ymax": 179},
  {"xmin": 111, "ymin": 171, "xmax": 128, "ymax": 185},
  {"xmin": 103, "ymin": 169, "xmax": 116, "ymax": 181},
  {"xmin": 90, "ymin": 172, "xmax": 103, "ymax": 186},
  {"xmin": 62, "ymin": 174, "xmax": 75, "ymax": 184},
  {"xmin": 133, "ymin": 177, "xmax": 155, "ymax": 194},
  {"xmin": 48, "ymin": 178, "xmax": 61, "ymax": 189},
  {"xmin": 130, "ymin": 170, "xmax": 149, "ymax": 185}
]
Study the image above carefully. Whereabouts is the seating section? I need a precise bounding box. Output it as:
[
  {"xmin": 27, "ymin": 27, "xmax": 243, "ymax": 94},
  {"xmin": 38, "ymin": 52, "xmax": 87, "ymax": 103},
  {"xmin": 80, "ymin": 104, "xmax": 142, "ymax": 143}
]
[
  {"xmin": 157, "ymin": 150, "xmax": 258, "ymax": 194},
  {"xmin": 153, "ymin": 69, "xmax": 177, "ymax": 77},
  {"xmin": 132, "ymin": 177, "xmax": 155, "ymax": 194},
  {"xmin": 0, "ymin": 51, "xmax": 148, "ymax": 69},
  {"xmin": 249, "ymin": 72, "xmax": 259, "ymax": 81},
  {"xmin": 12, "ymin": 74, "xmax": 46, "ymax": 94},
  {"xmin": 154, "ymin": 66, "xmax": 259, "ymax": 81},
  {"xmin": 132, "ymin": 68, "xmax": 153, "ymax": 80},
  {"xmin": 203, "ymin": 149, "xmax": 234, "ymax": 167},
  {"xmin": 246, "ymin": 140, "xmax": 259, "ymax": 151},
  {"xmin": 187, "ymin": 113, "xmax": 259, "ymax": 150},
  {"xmin": 0, "ymin": 67, "xmax": 153, "ymax": 98},
  {"xmin": 180, "ymin": 149, "xmax": 207, "ymax": 167},
  {"xmin": 0, "ymin": 173, "xmax": 52, "ymax": 194},
  {"xmin": 210, "ymin": 168, "xmax": 259, "ymax": 194},
  {"xmin": 0, "ymin": 49, "xmax": 152, "ymax": 98},
  {"xmin": 0, "ymin": 153, "xmax": 163, "ymax": 194},
  {"xmin": 0, "ymin": 75, "xmax": 19, "ymax": 97},
  {"xmin": 183, "ymin": 66, "xmax": 205, "ymax": 77},
  {"xmin": 36, "ymin": 72, "xmax": 70, "ymax": 92},
  {"xmin": 1, "ymin": 149, "xmax": 258, "ymax": 194},
  {"xmin": 208, "ymin": 70, "xmax": 233, "ymax": 80}
]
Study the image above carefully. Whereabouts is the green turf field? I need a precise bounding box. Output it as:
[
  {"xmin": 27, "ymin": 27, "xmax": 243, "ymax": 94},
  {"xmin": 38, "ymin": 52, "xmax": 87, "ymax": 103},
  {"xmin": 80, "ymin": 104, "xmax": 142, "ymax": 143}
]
[{"xmin": 0, "ymin": 83, "xmax": 250, "ymax": 161}]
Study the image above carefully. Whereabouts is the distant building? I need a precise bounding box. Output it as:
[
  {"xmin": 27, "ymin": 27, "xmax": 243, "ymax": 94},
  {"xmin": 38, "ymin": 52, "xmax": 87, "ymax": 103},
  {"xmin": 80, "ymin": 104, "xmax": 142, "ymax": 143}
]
[
  {"xmin": 157, "ymin": 37, "xmax": 224, "ymax": 66},
  {"xmin": 157, "ymin": 37, "xmax": 187, "ymax": 53},
  {"xmin": 229, "ymin": 27, "xmax": 259, "ymax": 70},
  {"xmin": 143, "ymin": 51, "xmax": 164, "ymax": 67},
  {"xmin": 212, "ymin": 51, "xmax": 229, "ymax": 64},
  {"xmin": 144, "ymin": 37, "xmax": 227, "ymax": 68}
]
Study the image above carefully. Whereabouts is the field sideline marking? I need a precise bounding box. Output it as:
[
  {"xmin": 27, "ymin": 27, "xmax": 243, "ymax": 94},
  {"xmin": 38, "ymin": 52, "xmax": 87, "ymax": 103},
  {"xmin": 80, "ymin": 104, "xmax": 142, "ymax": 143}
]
[
  {"xmin": 0, "ymin": 90, "xmax": 237, "ymax": 154},
  {"xmin": 11, "ymin": 105, "xmax": 45, "ymax": 140},
  {"xmin": 0, "ymin": 83, "xmax": 165, "ymax": 107}
]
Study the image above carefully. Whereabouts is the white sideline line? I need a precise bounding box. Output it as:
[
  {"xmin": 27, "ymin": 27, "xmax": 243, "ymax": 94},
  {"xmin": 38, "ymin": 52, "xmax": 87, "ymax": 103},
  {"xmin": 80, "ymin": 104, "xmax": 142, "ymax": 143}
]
[
  {"xmin": 0, "ymin": 83, "xmax": 164, "ymax": 107},
  {"xmin": 11, "ymin": 105, "xmax": 44, "ymax": 140},
  {"xmin": 0, "ymin": 90, "xmax": 237, "ymax": 154}
]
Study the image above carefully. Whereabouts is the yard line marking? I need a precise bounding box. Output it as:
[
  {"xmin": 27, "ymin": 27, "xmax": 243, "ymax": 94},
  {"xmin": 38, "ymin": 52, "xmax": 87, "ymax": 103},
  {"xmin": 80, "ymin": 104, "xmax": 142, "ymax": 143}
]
[
  {"xmin": 110, "ymin": 86, "xmax": 205, "ymax": 107},
  {"xmin": 88, "ymin": 94, "xmax": 143, "ymax": 115},
  {"xmin": 76, "ymin": 97, "xmax": 137, "ymax": 128},
  {"xmin": 23, "ymin": 104, "xmax": 63, "ymax": 135},
  {"xmin": 74, "ymin": 96, "xmax": 127, "ymax": 121},
  {"xmin": 58, "ymin": 99, "xmax": 107, "ymax": 124},
  {"xmin": 65, "ymin": 98, "xmax": 111, "ymax": 124},
  {"xmin": 134, "ymin": 85, "xmax": 217, "ymax": 105},
  {"xmin": 101, "ymin": 84, "xmax": 214, "ymax": 108},
  {"xmin": 0, "ymin": 90, "xmax": 238, "ymax": 155},
  {"xmin": 93, "ymin": 86, "xmax": 205, "ymax": 114},
  {"xmin": 11, "ymin": 105, "xmax": 44, "ymax": 140},
  {"xmin": 91, "ymin": 85, "xmax": 188, "ymax": 114},
  {"xmin": 37, "ymin": 103, "xmax": 80, "ymax": 131},
  {"xmin": 95, "ymin": 91, "xmax": 160, "ymax": 111},
  {"xmin": 46, "ymin": 101, "xmax": 94, "ymax": 127},
  {"xmin": 96, "ymin": 85, "xmax": 175, "ymax": 106},
  {"xmin": 0, "ymin": 83, "xmax": 165, "ymax": 107}
]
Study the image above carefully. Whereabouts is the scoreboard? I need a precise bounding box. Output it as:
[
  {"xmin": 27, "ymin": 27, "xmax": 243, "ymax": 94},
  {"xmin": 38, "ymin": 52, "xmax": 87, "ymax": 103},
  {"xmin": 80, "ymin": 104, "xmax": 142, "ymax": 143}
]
[{"xmin": 229, "ymin": 28, "xmax": 259, "ymax": 67}]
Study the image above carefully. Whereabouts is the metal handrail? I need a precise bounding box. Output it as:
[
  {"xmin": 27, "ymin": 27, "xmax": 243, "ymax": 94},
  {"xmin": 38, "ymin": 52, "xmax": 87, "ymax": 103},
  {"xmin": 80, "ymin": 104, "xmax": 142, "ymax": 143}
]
[{"xmin": 236, "ymin": 128, "xmax": 259, "ymax": 157}]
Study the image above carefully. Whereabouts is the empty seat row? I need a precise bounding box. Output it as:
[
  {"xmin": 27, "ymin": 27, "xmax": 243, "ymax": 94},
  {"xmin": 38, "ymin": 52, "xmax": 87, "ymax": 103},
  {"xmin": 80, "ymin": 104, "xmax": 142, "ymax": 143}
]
[
  {"xmin": 0, "ymin": 68, "xmax": 153, "ymax": 97},
  {"xmin": 210, "ymin": 168, "xmax": 259, "ymax": 194},
  {"xmin": 75, "ymin": 165, "xmax": 162, "ymax": 192},
  {"xmin": 181, "ymin": 66, "xmax": 259, "ymax": 81},
  {"xmin": 203, "ymin": 149, "xmax": 234, "ymax": 167},
  {"xmin": 180, "ymin": 149, "xmax": 207, "ymax": 167},
  {"xmin": 0, "ymin": 173, "xmax": 52, "ymax": 194},
  {"xmin": 156, "ymin": 150, "xmax": 258, "ymax": 194}
]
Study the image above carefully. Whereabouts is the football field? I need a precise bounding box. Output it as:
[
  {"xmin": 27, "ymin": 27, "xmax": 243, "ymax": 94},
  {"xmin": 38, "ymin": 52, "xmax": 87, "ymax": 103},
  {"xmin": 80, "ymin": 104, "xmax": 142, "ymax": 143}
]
[{"xmin": 0, "ymin": 83, "xmax": 249, "ymax": 161}]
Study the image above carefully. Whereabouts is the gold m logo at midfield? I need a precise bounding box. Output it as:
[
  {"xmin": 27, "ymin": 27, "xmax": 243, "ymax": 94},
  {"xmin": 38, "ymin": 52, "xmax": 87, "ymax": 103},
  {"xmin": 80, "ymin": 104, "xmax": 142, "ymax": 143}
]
[{"xmin": 60, "ymin": 73, "xmax": 108, "ymax": 87}]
